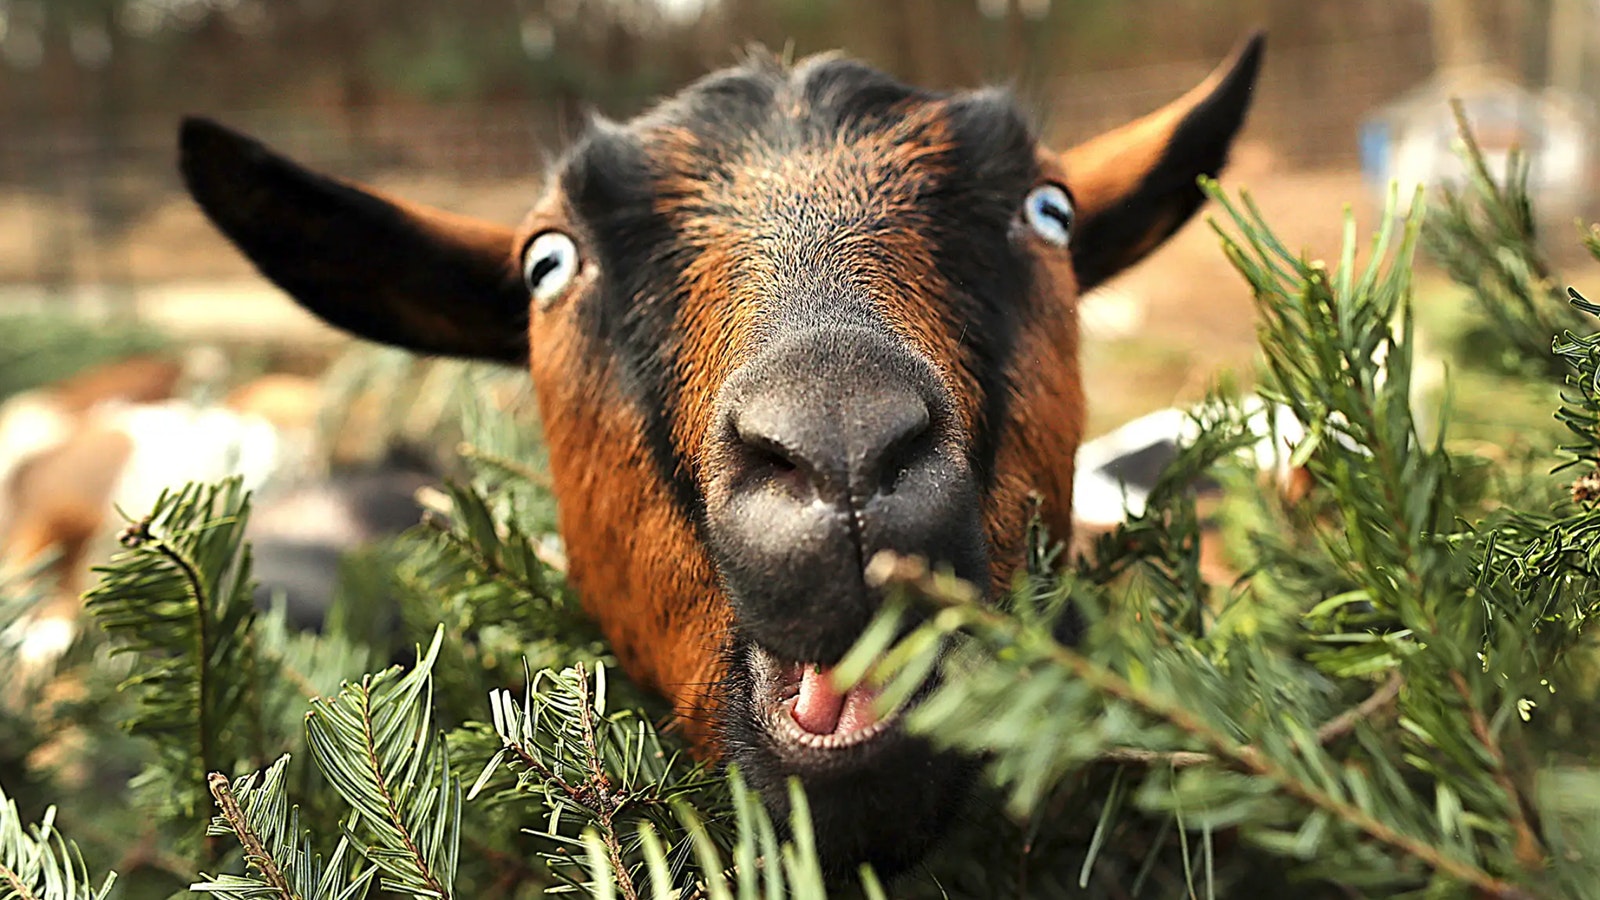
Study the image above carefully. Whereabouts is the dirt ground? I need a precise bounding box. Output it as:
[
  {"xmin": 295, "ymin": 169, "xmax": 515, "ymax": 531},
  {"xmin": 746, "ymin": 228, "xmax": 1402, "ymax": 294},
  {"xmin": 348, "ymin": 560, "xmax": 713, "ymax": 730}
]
[{"xmin": 0, "ymin": 146, "xmax": 1387, "ymax": 434}]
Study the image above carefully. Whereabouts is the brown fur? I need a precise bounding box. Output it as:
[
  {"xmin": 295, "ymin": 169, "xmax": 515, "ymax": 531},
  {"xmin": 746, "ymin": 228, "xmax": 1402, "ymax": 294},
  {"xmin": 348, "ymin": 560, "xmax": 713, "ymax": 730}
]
[
  {"xmin": 526, "ymin": 277, "xmax": 732, "ymax": 745},
  {"xmin": 982, "ymin": 242, "xmax": 1086, "ymax": 582},
  {"xmin": 44, "ymin": 355, "xmax": 184, "ymax": 414},
  {"xmin": 0, "ymin": 355, "xmax": 186, "ymax": 612},
  {"xmin": 3, "ymin": 425, "xmax": 136, "ymax": 618},
  {"xmin": 0, "ymin": 362, "xmax": 321, "ymax": 629}
]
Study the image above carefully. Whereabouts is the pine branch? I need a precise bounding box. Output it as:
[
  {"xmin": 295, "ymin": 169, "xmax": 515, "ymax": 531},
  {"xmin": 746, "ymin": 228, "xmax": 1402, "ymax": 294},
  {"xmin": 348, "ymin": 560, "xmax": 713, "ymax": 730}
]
[
  {"xmin": 867, "ymin": 556, "xmax": 1532, "ymax": 898},
  {"xmin": 1555, "ymin": 288, "xmax": 1600, "ymax": 473},
  {"xmin": 825, "ymin": 179, "xmax": 1587, "ymax": 897},
  {"xmin": 304, "ymin": 628, "xmax": 460, "ymax": 900},
  {"xmin": 1448, "ymin": 672, "xmax": 1542, "ymax": 870},
  {"xmin": 469, "ymin": 661, "xmax": 720, "ymax": 894},
  {"xmin": 0, "ymin": 780, "xmax": 116, "ymax": 900},
  {"xmin": 1072, "ymin": 393, "xmax": 1264, "ymax": 635},
  {"xmin": 83, "ymin": 478, "xmax": 266, "ymax": 836},
  {"xmin": 1095, "ymin": 670, "xmax": 1403, "ymax": 769},
  {"xmin": 193, "ymin": 757, "xmax": 377, "ymax": 900},
  {"xmin": 1421, "ymin": 101, "xmax": 1583, "ymax": 377}
]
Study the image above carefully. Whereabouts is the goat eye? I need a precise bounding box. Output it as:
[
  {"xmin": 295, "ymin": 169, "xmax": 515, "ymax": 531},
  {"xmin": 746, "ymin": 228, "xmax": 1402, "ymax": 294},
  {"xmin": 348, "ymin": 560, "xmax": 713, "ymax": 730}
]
[
  {"xmin": 1023, "ymin": 183, "xmax": 1074, "ymax": 247},
  {"xmin": 522, "ymin": 231, "xmax": 580, "ymax": 307}
]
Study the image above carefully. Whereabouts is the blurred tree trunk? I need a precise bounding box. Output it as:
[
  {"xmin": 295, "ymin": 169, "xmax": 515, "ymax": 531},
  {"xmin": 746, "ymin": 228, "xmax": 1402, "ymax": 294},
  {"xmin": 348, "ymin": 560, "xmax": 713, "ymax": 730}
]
[
  {"xmin": 1545, "ymin": 0, "xmax": 1588, "ymax": 91},
  {"xmin": 720, "ymin": 0, "xmax": 774, "ymax": 51},
  {"xmin": 1004, "ymin": 0, "xmax": 1027, "ymax": 75},
  {"xmin": 326, "ymin": 4, "xmax": 378, "ymax": 171},
  {"xmin": 1429, "ymin": 0, "xmax": 1497, "ymax": 73}
]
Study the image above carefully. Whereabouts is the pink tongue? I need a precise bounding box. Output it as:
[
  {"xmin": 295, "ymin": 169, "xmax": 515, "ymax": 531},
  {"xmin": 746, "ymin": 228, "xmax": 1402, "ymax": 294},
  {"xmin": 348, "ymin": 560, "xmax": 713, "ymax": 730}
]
[{"xmin": 792, "ymin": 666, "xmax": 881, "ymax": 735}]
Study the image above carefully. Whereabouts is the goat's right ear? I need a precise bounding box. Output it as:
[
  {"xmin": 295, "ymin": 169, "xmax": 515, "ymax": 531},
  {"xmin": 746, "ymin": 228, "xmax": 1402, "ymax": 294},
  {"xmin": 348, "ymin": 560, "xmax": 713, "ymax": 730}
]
[{"xmin": 179, "ymin": 117, "xmax": 529, "ymax": 364}]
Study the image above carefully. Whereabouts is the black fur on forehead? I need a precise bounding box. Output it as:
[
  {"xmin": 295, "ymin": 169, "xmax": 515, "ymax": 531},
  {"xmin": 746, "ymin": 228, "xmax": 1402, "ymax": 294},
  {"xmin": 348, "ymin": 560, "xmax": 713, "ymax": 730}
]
[
  {"xmin": 559, "ymin": 119, "xmax": 653, "ymax": 239},
  {"xmin": 563, "ymin": 49, "xmax": 1041, "ymax": 188}
]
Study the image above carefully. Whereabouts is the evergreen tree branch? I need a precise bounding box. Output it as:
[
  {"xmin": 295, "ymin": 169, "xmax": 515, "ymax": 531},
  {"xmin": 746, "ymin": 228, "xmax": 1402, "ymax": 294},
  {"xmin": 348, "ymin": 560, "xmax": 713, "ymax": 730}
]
[
  {"xmin": 455, "ymin": 442, "xmax": 551, "ymax": 488},
  {"xmin": 0, "ymin": 781, "xmax": 116, "ymax": 900},
  {"xmin": 867, "ymin": 554, "xmax": 1531, "ymax": 898},
  {"xmin": 1096, "ymin": 670, "xmax": 1404, "ymax": 769},
  {"xmin": 1448, "ymin": 673, "xmax": 1543, "ymax": 871},
  {"xmin": 1421, "ymin": 101, "xmax": 1580, "ymax": 378},
  {"xmin": 469, "ymin": 660, "xmax": 731, "ymax": 895},
  {"xmin": 487, "ymin": 664, "xmax": 644, "ymax": 894},
  {"xmin": 354, "ymin": 691, "xmax": 448, "ymax": 900},
  {"xmin": 1309, "ymin": 670, "xmax": 1404, "ymax": 745},
  {"xmin": 414, "ymin": 510, "xmax": 556, "ymax": 607},
  {"xmin": 205, "ymin": 774, "xmax": 296, "ymax": 900},
  {"xmin": 195, "ymin": 756, "xmax": 377, "ymax": 900},
  {"xmin": 572, "ymin": 664, "xmax": 639, "ymax": 900},
  {"xmin": 117, "ymin": 515, "xmax": 219, "ymax": 785},
  {"xmin": 305, "ymin": 629, "xmax": 460, "ymax": 900},
  {"xmin": 84, "ymin": 478, "xmax": 267, "ymax": 839}
]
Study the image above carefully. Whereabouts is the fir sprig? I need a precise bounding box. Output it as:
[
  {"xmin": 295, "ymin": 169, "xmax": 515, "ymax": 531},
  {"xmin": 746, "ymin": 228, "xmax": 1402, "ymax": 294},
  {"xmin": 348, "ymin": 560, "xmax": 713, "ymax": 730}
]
[
  {"xmin": 0, "ymin": 781, "xmax": 115, "ymax": 900},
  {"xmin": 304, "ymin": 628, "xmax": 461, "ymax": 900},
  {"xmin": 580, "ymin": 777, "xmax": 878, "ymax": 899},
  {"xmin": 82, "ymin": 479, "xmax": 266, "ymax": 837},
  {"xmin": 192, "ymin": 757, "xmax": 376, "ymax": 900},
  {"xmin": 469, "ymin": 661, "xmax": 722, "ymax": 896}
]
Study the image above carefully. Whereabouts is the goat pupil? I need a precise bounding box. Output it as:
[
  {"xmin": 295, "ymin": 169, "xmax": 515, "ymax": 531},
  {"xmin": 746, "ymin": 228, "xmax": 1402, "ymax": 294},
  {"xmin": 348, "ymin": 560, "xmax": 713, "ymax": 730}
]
[
  {"xmin": 1040, "ymin": 202, "xmax": 1071, "ymax": 231},
  {"xmin": 527, "ymin": 255, "xmax": 559, "ymax": 290}
]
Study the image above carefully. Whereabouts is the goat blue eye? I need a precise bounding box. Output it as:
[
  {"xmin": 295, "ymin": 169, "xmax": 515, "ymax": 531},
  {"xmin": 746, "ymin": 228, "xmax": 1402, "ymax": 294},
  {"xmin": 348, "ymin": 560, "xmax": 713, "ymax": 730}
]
[
  {"xmin": 523, "ymin": 231, "xmax": 580, "ymax": 307},
  {"xmin": 1023, "ymin": 184, "xmax": 1074, "ymax": 247}
]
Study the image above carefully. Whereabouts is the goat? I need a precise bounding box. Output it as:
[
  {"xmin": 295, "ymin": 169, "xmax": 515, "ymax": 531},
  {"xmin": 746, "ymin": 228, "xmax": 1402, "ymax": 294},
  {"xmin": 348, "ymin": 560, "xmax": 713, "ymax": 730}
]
[
  {"xmin": 0, "ymin": 359, "xmax": 428, "ymax": 665},
  {"xmin": 178, "ymin": 36, "xmax": 1265, "ymax": 877},
  {"xmin": 0, "ymin": 354, "xmax": 191, "ymax": 626}
]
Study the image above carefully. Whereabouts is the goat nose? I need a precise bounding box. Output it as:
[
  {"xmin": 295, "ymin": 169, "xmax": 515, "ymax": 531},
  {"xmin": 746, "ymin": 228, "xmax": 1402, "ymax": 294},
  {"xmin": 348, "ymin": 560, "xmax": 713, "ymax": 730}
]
[
  {"xmin": 728, "ymin": 387, "xmax": 933, "ymax": 503},
  {"xmin": 705, "ymin": 330, "xmax": 989, "ymax": 666}
]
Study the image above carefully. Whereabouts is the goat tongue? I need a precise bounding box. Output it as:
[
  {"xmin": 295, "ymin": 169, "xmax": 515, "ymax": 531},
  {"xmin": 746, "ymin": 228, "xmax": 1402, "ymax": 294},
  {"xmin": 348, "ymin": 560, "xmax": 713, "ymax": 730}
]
[{"xmin": 792, "ymin": 665, "xmax": 880, "ymax": 736}]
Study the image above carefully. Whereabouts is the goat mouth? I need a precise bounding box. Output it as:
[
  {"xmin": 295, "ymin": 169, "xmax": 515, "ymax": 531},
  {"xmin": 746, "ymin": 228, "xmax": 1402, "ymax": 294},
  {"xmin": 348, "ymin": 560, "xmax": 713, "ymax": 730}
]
[{"xmin": 747, "ymin": 645, "xmax": 923, "ymax": 758}]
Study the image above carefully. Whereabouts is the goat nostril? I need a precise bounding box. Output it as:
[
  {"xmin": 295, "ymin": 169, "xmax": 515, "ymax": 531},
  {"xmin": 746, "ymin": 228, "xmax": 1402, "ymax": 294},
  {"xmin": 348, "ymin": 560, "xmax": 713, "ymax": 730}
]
[
  {"xmin": 874, "ymin": 404, "xmax": 933, "ymax": 496},
  {"xmin": 736, "ymin": 432, "xmax": 814, "ymax": 498},
  {"xmin": 877, "ymin": 432, "xmax": 929, "ymax": 496},
  {"xmin": 749, "ymin": 437, "xmax": 797, "ymax": 474}
]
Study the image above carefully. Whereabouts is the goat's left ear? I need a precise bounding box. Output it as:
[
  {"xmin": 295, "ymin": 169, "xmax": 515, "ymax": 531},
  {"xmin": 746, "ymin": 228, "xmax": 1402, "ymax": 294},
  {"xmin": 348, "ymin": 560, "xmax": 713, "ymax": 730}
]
[
  {"xmin": 1060, "ymin": 32, "xmax": 1264, "ymax": 292},
  {"xmin": 179, "ymin": 117, "xmax": 529, "ymax": 364}
]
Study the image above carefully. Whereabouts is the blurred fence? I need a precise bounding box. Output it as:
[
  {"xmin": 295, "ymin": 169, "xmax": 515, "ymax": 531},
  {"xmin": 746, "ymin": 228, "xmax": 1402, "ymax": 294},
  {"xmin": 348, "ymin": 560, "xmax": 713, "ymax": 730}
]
[{"xmin": 0, "ymin": 27, "xmax": 1466, "ymax": 316}]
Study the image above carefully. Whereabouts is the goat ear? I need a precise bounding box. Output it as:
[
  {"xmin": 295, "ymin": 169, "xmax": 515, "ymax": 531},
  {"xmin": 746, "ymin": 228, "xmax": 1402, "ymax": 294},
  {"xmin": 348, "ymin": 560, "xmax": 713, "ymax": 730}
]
[
  {"xmin": 178, "ymin": 117, "xmax": 529, "ymax": 364},
  {"xmin": 1060, "ymin": 32, "xmax": 1264, "ymax": 292}
]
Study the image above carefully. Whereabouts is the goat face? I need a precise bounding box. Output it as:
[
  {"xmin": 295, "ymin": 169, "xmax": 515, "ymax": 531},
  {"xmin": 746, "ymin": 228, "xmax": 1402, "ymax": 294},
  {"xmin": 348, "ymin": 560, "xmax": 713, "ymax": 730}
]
[{"xmin": 179, "ymin": 34, "xmax": 1262, "ymax": 878}]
